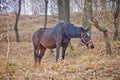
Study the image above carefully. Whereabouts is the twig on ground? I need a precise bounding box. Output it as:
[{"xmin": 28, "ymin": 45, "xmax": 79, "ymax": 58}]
[{"xmin": 5, "ymin": 26, "xmax": 10, "ymax": 69}]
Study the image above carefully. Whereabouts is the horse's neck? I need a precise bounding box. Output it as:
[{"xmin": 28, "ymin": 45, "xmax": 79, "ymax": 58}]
[
  {"xmin": 70, "ymin": 33, "xmax": 81, "ymax": 38},
  {"xmin": 69, "ymin": 27, "xmax": 81, "ymax": 38}
]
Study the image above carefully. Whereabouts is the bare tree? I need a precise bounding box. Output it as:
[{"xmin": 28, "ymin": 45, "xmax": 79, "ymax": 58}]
[
  {"xmin": 112, "ymin": 0, "xmax": 115, "ymax": 13},
  {"xmin": 93, "ymin": 0, "xmax": 98, "ymax": 11},
  {"xmin": 58, "ymin": 0, "xmax": 65, "ymax": 22},
  {"xmin": 5, "ymin": 25, "xmax": 10, "ymax": 69},
  {"xmin": 14, "ymin": 0, "xmax": 21, "ymax": 42},
  {"xmin": 44, "ymin": 0, "xmax": 48, "ymax": 28},
  {"xmin": 58, "ymin": 0, "xmax": 70, "ymax": 22},
  {"xmin": 57, "ymin": 0, "xmax": 73, "ymax": 49},
  {"xmin": 82, "ymin": 0, "xmax": 92, "ymax": 34},
  {"xmin": 50, "ymin": 0, "xmax": 57, "ymax": 15},
  {"xmin": 0, "ymin": 0, "xmax": 1, "ymax": 11},
  {"xmin": 30, "ymin": 0, "xmax": 41, "ymax": 15},
  {"xmin": 74, "ymin": 0, "xmax": 84, "ymax": 12},
  {"xmin": 113, "ymin": 0, "xmax": 120, "ymax": 40},
  {"xmin": 62, "ymin": 0, "xmax": 70, "ymax": 22},
  {"xmin": 90, "ymin": 17, "xmax": 111, "ymax": 55},
  {"xmin": 101, "ymin": 0, "xmax": 106, "ymax": 11}
]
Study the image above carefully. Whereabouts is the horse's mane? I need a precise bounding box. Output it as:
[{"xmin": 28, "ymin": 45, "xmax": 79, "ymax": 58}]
[{"xmin": 54, "ymin": 22, "xmax": 83, "ymax": 38}]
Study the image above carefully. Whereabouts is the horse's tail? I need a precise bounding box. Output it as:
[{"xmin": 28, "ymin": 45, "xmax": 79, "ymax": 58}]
[
  {"xmin": 32, "ymin": 28, "xmax": 47, "ymax": 47},
  {"xmin": 32, "ymin": 29, "xmax": 39, "ymax": 47}
]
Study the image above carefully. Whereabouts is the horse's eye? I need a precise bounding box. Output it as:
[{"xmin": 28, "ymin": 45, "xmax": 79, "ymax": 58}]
[{"xmin": 84, "ymin": 35, "xmax": 90, "ymax": 42}]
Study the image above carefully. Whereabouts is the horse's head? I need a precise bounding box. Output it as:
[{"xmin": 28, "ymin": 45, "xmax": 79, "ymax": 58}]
[{"xmin": 81, "ymin": 28, "xmax": 94, "ymax": 49}]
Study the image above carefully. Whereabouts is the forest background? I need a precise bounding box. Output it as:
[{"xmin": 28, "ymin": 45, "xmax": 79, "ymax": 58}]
[{"xmin": 0, "ymin": 0, "xmax": 120, "ymax": 80}]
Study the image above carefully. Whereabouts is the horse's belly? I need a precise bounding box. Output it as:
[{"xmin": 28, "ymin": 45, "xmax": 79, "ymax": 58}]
[
  {"xmin": 46, "ymin": 43, "xmax": 56, "ymax": 49},
  {"xmin": 40, "ymin": 40, "xmax": 56, "ymax": 49}
]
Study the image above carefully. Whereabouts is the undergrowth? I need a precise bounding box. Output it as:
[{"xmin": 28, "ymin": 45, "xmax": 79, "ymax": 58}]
[{"xmin": 0, "ymin": 41, "xmax": 120, "ymax": 80}]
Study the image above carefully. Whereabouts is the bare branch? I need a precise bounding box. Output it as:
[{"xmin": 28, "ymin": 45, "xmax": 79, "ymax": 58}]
[{"xmin": 5, "ymin": 26, "xmax": 10, "ymax": 69}]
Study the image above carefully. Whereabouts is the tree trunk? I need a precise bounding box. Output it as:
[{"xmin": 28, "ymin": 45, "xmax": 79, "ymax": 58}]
[
  {"xmin": 94, "ymin": 0, "xmax": 98, "ymax": 11},
  {"xmin": 62, "ymin": 0, "xmax": 70, "ymax": 22},
  {"xmin": 101, "ymin": 0, "xmax": 106, "ymax": 11},
  {"xmin": 113, "ymin": 0, "xmax": 120, "ymax": 41},
  {"xmin": 80, "ymin": 0, "xmax": 92, "ymax": 46},
  {"xmin": 112, "ymin": 0, "xmax": 115, "ymax": 13},
  {"xmin": 58, "ymin": 0, "xmax": 65, "ymax": 22},
  {"xmin": 57, "ymin": 0, "xmax": 73, "ymax": 49},
  {"xmin": 14, "ymin": 0, "xmax": 21, "ymax": 42},
  {"xmin": 90, "ymin": 17, "xmax": 111, "ymax": 55},
  {"xmin": 82, "ymin": 0, "xmax": 92, "ymax": 34},
  {"xmin": 0, "ymin": 0, "xmax": 1, "ymax": 11},
  {"xmin": 58, "ymin": 0, "xmax": 70, "ymax": 22},
  {"xmin": 44, "ymin": 0, "xmax": 48, "ymax": 28}
]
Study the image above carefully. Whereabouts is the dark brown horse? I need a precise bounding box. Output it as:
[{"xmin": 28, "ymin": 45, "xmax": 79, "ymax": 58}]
[{"xmin": 32, "ymin": 22, "xmax": 94, "ymax": 65}]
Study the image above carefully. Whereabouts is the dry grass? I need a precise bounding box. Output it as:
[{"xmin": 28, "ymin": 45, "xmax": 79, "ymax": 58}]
[
  {"xmin": 0, "ymin": 12, "xmax": 120, "ymax": 80},
  {"xmin": 0, "ymin": 41, "xmax": 120, "ymax": 80}
]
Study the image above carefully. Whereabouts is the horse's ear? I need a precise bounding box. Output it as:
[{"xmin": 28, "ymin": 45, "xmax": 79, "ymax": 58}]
[
  {"xmin": 80, "ymin": 27, "xmax": 84, "ymax": 31},
  {"xmin": 86, "ymin": 27, "xmax": 90, "ymax": 31}
]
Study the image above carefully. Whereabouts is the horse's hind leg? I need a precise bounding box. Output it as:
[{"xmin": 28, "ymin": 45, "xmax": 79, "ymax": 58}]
[
  {"xmin": 62, "ymin": 46, "xmax": 67, "ymax": 60},
  {"xmin": 62, "ymin": 43, "xmax": 68, "ymax": 60},
  {"xmin": 38, "ymin": 46, "xmax": 46, "ymax": 65},
  {"xmin": 34, "ymin": 46, "xmax": 39, "ymax": 65}
]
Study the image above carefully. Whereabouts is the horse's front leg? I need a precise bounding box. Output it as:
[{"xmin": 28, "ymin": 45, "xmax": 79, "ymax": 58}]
[
  {"xmin": 62, "ymin": 40, "xmax": 69, "ymax": 60},
  {"xmin": 56, "ymin": 42, "xmax": 61, "ymax": 62},
  {"xmin": 62, "ymin": 45, "xmax": 68, "ymax": 60}
]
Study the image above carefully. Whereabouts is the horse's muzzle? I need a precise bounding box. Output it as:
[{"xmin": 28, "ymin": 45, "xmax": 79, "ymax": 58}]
[
  {"xmin": 86, "ymin": 40, "xmax": 94, "ymax": 49},
  {"xmin": 87, "ymin": 43, "xmax": 94, "ymax": 49},
  {"xmin": 87, "ymin": 44, "xmax": 94, "ymax": 49},
  {"xmin": 90, "ymin": 44, "xmax": 94, "ymax": 49}
]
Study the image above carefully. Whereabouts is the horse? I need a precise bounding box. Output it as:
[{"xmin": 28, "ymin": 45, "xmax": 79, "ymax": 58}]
[{"xmin": 32, "ymin": 22, "xmax": 94, "ymax": 65}]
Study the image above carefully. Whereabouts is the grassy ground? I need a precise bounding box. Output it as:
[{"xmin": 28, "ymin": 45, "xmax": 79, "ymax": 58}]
[
  {"xmin": 0, "ymin": 13, "xmax": 120, "ymax": 80},
  {"xmin": 0, "ymin": 41, "xmax": 120, "ymax": 80}
]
